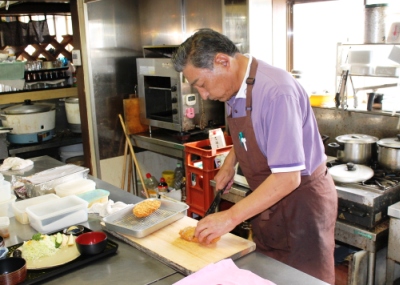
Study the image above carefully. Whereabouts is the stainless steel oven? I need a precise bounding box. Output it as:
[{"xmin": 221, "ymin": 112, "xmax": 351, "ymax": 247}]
[{"xmin": 137, "ymin": 58, "xmax": 225, "ymax": 133}]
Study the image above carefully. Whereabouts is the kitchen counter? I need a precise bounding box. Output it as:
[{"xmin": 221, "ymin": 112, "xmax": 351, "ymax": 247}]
[{"xmin": 2, "ymin": 156, "xmax": 328, "ymax": 285}]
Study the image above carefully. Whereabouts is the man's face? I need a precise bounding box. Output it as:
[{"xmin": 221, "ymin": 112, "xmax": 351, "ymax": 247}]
[{"xmin": 182, "ymin": 59, "xmax": 236, "ymax": 102}]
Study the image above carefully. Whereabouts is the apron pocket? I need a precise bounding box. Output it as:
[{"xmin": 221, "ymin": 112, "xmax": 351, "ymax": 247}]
[{"xmin": 253, "ymin": 205, "xmax": 290, "ymax": 251}]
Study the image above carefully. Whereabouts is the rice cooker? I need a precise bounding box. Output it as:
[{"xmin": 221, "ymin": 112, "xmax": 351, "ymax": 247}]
[
  {"xmin": 0, "ymin": 99, "xmax": 56, "ymax": 144},
  {"xmin": 65, "ymin": 97, "xmax": 81, "ymax": 133}
]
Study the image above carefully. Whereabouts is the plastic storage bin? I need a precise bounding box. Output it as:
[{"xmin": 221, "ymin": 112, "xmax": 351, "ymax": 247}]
[
  {"xmin": 26, "ymin": 195, "xmax": 88, "ymax": 234},
  {"xmin": 0, "ymin": 61, "xmax": 25, "ymax": 79},
  {"xmin": 184, "ymin": 135, "xmax": 232, "ymax": 217},
  {"xmin": 0, "ymin": 217, "xmax": 10, "ymax": 238},
  {"xmin": 0, "ymin": 195, "xmax": 16, "ymax": 217},
  {"xmin": 55, "ymin": 178, "xmax": 95, "ymax": 197},
  {"xmin": 76, "ymin": 189, "xmax": 110, "ymax": 207},
  {"xmin": 12, "ymin": 194, "xmax": 60, "ymax": 224}
]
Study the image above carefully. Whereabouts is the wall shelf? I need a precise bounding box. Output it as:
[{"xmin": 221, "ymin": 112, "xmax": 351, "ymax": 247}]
[{"xmin": 0, "ymin": 87, "xmax": 78, "ymax": 104}]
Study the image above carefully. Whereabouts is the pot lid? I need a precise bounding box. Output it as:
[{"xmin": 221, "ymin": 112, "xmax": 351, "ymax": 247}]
[
  {"xmin": 377, "ymin": 135, "xmax": 400, "ymax": 148},
  {"xmin": 65, "ymin": 97, "xmax": 79, "ymax": 104},
  {"xmin": 3, "ymin": 99, "xmax": 54, "ymax": 115},
  {"xmin": 329, "ymin": 163, "xmax": 374, "ymax": 183},
  {"xmin": 336, "ymin": 134, "xmax": 378, "ymax": 144}
]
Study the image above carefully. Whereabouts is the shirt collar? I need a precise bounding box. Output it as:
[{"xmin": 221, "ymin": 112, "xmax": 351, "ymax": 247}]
[
  {"xmin": 226, "ymin": 54, "xmax": 252, "ymax": 113},
  {"xmin": 236, "ymin": 54, "xmax": 252, "ymax": 99}
]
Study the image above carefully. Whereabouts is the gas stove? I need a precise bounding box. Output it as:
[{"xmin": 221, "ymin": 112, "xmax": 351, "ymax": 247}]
[{"xmin": 327, "ymin": 159, "xmax": 400, "ymax": 229}]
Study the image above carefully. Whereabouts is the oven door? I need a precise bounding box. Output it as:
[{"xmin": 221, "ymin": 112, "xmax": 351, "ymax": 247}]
[{"xmin": 142, "ymin": 75, "xmax": 178, "ymax": 124}]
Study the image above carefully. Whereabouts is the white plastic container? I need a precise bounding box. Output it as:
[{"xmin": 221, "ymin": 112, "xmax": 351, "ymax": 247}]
[
  {"xmin": 12, "ymin": 194, "xmax": 60, "ymax": 224},
  {"xmin": 0, "ymin": 195, "xmax": 16, "ymax": 217},
  {"xmin": 26, "ymin": 195, "xmax": 88, "ymax": 234},
  {"xmin": 348, "ymin": 50, "xmax": 374, "ymax": 64},
  {"xmin": 350, "ymin": 64, "xmax": 375, "ymax": 76},
  {"xmin": 76, "ymin": 189, "xmax": 110, "ymax": 207},
  {"xmin": 0, "ymin": 174, "xmax": 11, "ymax": 202},
  {"xmin": 0, "ymin": 217, "xmax": 10, "ymax": 238},
  {"xmin": 55, "ymin": 178, "xmax": 95, "ymax": 197}
]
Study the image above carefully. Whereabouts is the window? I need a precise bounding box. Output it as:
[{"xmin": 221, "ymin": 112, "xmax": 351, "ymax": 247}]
[
  {"xmin": 1, "ymin": 15, "xmax": 73, "ymax": 60},
  {"xmin": 292, "ymin": 0, "xmax": 400, "ymax": 111}
]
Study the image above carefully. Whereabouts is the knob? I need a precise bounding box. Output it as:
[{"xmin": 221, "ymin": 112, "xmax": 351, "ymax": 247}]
[
  {"xmin": 171, "ymin": 86, "xmax": 177, "ymax": 92},
  {"xmin": 171, "ymin": 97, "xmax": 177, "ymax": 103},
  {"xmin": 346, "ymin": 162, "xmax": 356, "ymax": 171},
  {"xmin": 172, "ymin": 109, "xmax": 178, "ymax": 115}
]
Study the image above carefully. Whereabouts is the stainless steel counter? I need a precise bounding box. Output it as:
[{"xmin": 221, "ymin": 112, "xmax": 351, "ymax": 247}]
[{"xmin": 2, "ymin": 156, "xmax": 328, "ymax": 285}]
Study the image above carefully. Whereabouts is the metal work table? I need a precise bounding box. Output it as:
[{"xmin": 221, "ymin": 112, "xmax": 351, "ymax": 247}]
[
  {"xmin": 213, "ymin": 180, "xmax": 389, "ymax": 285},
  {"xmin": 2, "ymin": 156, "xmax": 328, "ymax": 285}
]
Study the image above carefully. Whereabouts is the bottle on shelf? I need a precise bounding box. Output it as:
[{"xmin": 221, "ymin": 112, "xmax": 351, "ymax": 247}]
[
  {"xmin": 157, "ymin": 177, "xmax": 169, "ymax": 194},
  {"xmin": 145, "ymin": 173, "xmax": 159, "ymax": 198},
  {"xmin": 173, "ymin": 162, "xmax": 185, "ymax": 190}
]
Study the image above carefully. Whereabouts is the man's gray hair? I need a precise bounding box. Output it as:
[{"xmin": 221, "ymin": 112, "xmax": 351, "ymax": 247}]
[{"xmin": 172, "ymin": 28, "xmax": 239, "ymax": 72}]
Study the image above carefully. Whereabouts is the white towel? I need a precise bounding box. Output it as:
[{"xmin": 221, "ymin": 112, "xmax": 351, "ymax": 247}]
[
  {"xmin": 0, "ymin": 157, "xmax": 34, "ymax": 171},
  {"xmin": 88, "ymin": 199, "xmax": 132, "ymax": 217}
]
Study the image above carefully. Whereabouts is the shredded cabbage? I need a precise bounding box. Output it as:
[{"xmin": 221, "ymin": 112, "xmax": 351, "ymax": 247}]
[{"xmin": 21, "ymin": 234, "xmax": 58, "ymax": 260}]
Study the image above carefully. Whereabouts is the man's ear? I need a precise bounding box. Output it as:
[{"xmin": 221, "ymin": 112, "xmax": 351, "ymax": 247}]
[{"xmin": 214, "ymin": 53, "xmax": 230, "ymax": 67}]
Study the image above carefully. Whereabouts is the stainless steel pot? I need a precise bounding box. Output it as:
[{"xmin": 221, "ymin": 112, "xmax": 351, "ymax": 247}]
[
  {"xmin": 377, "ymin": 135, "xmax": 400, "ymax": 171},
  {"xmin": 328, "ymin": 134, "xmax": 379, "ymax": 164},
  {"xmin": 0, "ymin": 99, "xmax": 56, "ymax": 144}
]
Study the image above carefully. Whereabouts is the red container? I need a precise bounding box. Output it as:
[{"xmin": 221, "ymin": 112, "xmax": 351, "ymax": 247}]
[{"xmin": 184, "ymin": 136, "xmax": 232, "ymax": 217}]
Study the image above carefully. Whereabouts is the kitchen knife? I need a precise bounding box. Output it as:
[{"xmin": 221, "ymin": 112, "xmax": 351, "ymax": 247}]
[{"xmin": 204, "ymin": 185, "xmax": 227, "ymax": 216}]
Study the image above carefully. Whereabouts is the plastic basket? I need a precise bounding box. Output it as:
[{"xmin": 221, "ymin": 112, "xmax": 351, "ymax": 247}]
[
  {"xmin": 184, "ymin": 136, "xmax": 232, "ymax": 217},
  {"xmin": 0, "ymin": 61, "xmax": 25, "ymax": 80}
]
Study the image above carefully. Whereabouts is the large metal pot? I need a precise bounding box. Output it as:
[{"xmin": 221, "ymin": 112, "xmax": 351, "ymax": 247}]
[
  {"xmin": 377, "ymin": 135, "xmax": 400, "ymax": 171},
  {"xmin": 328, "ymin": 134, "xmax": 379, "ymax": 164},
  {"xmin": 0, "ymin": 99, "xmax": 56, "ymax": 144}
]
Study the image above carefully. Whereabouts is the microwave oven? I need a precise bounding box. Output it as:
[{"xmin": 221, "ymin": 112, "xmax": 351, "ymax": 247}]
[{"xmin": 136, "ymin": 58, "xmax": 225, "ymax": 133}]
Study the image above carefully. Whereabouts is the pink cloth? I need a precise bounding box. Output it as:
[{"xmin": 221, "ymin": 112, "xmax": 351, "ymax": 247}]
[{"xmin": 173, "ymin": 258, "xmax": 276, "ymax": 285}]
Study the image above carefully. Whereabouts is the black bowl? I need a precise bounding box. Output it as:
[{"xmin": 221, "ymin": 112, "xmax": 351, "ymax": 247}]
[
  {"xmin": 63, "ymin": 225, "xmax": 85, "ymax": 236},
  {"xmin": 75, "ymin": 231, "xmax": 107, "ymax": 255},
  {"xmin": 0, "ymin": 257, "xmax": 27, "ymax": 285}
]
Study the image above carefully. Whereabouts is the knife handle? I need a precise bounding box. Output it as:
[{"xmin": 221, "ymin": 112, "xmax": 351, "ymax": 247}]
[
  {"xmin": 204, "ymin": 185, "xmax": 228, "ymax": 216},
  {"xmin": 204, "ymin": 190, "xmax": 222, "ymax": 216}
]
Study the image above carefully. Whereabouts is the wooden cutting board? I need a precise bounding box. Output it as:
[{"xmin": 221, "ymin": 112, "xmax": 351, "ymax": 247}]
[{"xmin": 105, "ymin": 216, "xmax": 256, "ymax": 275}]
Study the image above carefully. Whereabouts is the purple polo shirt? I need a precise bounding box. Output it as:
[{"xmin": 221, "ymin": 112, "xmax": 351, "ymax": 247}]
[{"xmin": 227, "ymin": 58, "xmax": 326, "ymax": 176}]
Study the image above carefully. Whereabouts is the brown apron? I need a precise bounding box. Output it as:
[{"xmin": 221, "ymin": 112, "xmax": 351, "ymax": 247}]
[{"xmin": 227, "ymin": 57, "xmax": 337, "ymax": 284}]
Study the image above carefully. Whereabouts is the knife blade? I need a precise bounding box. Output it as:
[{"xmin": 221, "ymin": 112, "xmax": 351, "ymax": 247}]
[{"xmin": 204, "ymin": 185, "xmax": 227, "ymax": 216}]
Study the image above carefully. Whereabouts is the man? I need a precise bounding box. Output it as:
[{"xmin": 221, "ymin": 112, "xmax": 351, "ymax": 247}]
[{"xmin": 171, "ymin": 28, "xmax": 337, "ymax": 284}]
